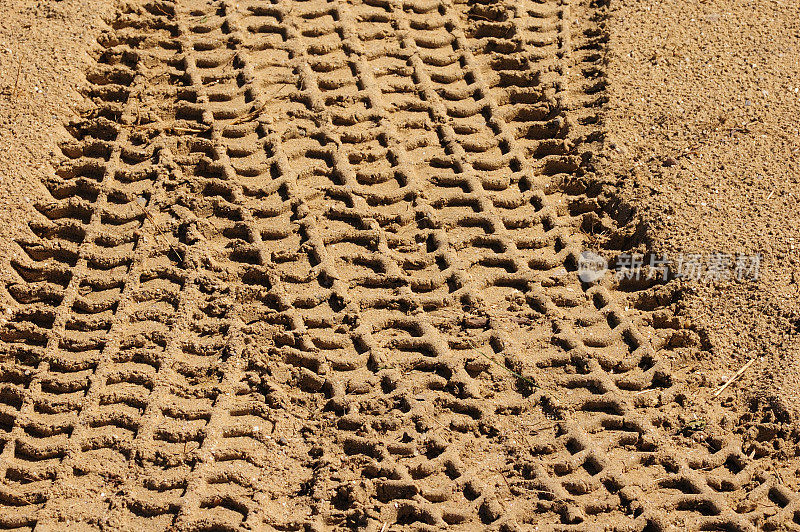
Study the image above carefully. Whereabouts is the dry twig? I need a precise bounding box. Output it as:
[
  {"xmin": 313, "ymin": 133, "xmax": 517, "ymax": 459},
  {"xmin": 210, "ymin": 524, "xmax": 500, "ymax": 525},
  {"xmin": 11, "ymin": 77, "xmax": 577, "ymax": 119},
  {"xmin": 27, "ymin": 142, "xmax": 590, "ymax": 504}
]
[
  {"xmin": 713, "ymin": 358, "xmax": 755, "ymax": 397},
  {"xmin": 11, "ymin": 54, "xmax": 22, "ymax": 101},
  {"xmin": 134, "ymin": 199, "xmax": 184, "ymax": 262},
  {"xmin": 477, "ymin": 350, "xmax": 537, "ymax": 389}
]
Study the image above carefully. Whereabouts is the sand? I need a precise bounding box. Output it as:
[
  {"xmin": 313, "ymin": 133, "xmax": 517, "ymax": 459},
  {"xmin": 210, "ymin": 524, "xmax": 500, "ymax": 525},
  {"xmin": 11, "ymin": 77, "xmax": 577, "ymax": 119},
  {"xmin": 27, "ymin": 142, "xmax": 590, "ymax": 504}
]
[{"xmin": 0, "ymin": 0, "xmax": 798, "ymax": 529}]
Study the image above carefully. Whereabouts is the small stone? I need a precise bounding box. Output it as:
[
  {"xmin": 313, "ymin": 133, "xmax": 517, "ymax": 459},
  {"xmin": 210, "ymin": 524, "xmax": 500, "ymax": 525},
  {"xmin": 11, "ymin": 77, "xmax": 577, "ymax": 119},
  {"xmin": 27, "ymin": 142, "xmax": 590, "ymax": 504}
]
[{"xmin": 463, "ymin": 315, "xmax": 488, "ymax": 328}]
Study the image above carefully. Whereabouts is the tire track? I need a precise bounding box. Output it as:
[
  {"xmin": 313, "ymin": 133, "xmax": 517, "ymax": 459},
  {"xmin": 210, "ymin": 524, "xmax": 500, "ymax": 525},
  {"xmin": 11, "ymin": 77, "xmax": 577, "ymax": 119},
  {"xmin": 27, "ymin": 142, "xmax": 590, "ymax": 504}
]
[
  {"xmin": 231, "ymin": 2, "xmax": 519, "ymax": 527},
  {"xmin": 0, "ymin": 0, "xmax": 798, "ymax": 530},
  {"xmin": 0, "ymin": 6, "xmax": 178, "ymax": 528}
]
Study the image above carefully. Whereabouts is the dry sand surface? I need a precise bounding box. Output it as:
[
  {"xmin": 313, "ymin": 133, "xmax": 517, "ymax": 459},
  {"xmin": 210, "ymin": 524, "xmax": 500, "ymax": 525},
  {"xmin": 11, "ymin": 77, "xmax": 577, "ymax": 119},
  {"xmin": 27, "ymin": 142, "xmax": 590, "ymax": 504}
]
[{"xmin": 0, "ymin": 0, "xmax": 798, "ymax": 530}]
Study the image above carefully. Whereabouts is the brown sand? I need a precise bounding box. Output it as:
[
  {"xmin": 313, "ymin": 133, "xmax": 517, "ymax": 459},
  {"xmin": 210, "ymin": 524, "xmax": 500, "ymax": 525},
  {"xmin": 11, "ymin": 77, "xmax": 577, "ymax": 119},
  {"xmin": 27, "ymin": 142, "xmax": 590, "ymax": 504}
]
[{"xmin": 0, "ymin": 0, "xmax": 797, "ymax": 529}]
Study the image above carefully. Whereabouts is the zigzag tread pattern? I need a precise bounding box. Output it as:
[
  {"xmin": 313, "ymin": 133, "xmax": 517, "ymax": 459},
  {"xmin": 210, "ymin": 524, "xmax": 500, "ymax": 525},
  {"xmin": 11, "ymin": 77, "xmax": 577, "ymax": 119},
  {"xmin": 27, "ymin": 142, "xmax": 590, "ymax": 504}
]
[{"xmin": 0, "ymin": 0, "xmax": 797, "ymax": 530}]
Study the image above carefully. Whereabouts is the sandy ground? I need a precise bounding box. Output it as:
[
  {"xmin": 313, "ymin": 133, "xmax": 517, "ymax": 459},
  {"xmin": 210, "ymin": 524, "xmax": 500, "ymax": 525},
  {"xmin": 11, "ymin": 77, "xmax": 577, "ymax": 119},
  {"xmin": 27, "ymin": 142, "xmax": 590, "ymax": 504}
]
[
  {"xmin": 606, "ymin": 0, "xmax": 800, "ymax": 440},
  {"xmin": 0, "ymin": 0, "xmax": 798, "ymax": 529},
  {"xmin": 0, "ymin": 0, "xmax": 114, "ymax": 246}
]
